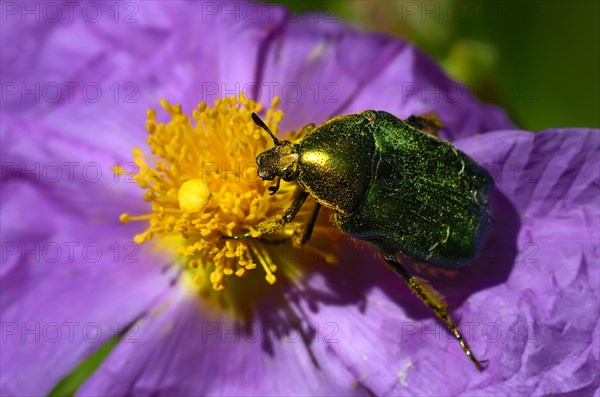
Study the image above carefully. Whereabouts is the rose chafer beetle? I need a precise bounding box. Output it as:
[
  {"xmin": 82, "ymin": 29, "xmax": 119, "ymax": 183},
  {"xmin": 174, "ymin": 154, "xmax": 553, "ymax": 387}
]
[{"xmin": 226, "ymin": 110, "xmax": 493, "ymax": 371}]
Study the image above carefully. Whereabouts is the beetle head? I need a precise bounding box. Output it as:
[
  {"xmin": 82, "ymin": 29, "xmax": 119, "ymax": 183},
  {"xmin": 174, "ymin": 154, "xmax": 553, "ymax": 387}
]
[{"xmin": 252, "ymin": 113, "xmax": 299, "ymax": 195}]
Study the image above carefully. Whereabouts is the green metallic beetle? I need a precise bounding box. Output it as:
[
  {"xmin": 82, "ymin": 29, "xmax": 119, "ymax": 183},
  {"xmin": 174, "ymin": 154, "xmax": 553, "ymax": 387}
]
[{"xmin": 227, "ymin": 110, "xmax": 493, "ymax": 371}]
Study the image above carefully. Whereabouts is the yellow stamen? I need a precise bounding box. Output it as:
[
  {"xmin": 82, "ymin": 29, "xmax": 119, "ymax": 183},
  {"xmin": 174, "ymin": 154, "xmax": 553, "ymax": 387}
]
[
  {"xmin": 249, "ymin": 242, "xmax": 277, "ymax": 285},
  {"xmin": 120, "ymin": 94, "xmax": 342, "ymax": 300},
  {"xmin": 111, "ymin": 165, "xmax": 127, "ymax": 175}
]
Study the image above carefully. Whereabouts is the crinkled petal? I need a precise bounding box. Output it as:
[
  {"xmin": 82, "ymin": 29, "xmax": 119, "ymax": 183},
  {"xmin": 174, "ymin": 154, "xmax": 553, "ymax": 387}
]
[{"xmin": 262, "ymin": 129, "xmax": 598, "ymax": 395}]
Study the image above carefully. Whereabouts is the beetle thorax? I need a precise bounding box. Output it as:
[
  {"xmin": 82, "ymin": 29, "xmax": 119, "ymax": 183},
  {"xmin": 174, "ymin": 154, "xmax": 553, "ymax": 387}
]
[{"xmin": 256, "ymin": 140, "xmax": 300, "ymax": 182}]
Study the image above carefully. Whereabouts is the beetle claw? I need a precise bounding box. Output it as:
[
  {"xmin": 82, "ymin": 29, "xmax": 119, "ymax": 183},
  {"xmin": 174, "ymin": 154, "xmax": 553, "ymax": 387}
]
[
  {"xmin": 268, "ymin": 177, "xmax": 281, "ymax": 195},
  {"xmin": 476, "ymin": 359, "xmax": 490, "ymax": 372}
]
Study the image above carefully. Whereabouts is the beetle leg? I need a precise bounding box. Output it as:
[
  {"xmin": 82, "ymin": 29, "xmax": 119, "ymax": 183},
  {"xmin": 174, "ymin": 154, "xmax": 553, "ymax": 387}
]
[
  {"xmin": 222, "ymin": 189, "xmax": 309, "ymax": 240},
  {"xmin": 382, "ymin": 255, "xmax": 488, "ymax": 371},
  {"xmin": 253, "ymin": 189, "xmax": 309, "ymax": 236},
  {"xmin": 298, "ymin": 203, "xmax": 321, "ymax": 245},
  {"xmin": 290, "ymin": 123, "xmax": 315, "ymax": 142},
  {"xmin": 405, "ymin": 113, "xmax": 443, "ymax": 136}
]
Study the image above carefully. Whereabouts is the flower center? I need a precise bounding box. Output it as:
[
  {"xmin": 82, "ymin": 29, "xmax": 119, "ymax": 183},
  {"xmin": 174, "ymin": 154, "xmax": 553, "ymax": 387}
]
[{"xmin": 118, "ymin": 95, "xmax": 340, "ymax": 297}]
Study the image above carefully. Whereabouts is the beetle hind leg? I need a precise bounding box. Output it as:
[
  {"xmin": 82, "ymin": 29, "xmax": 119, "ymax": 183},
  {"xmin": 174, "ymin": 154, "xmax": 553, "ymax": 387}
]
[
  {"xmin": 382, "ymin": 255, "xmax": 488, "ymax": 371},
  {"xmin": 404, "ymin": 113, "xmax": 443, "ymax": 136}
]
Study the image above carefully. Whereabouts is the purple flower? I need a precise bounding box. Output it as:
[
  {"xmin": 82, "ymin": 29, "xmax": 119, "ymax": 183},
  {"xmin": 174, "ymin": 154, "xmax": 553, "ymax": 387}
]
[{"xmin": 1, "ymin": 2, "xmax": 598, "ymax": 396}]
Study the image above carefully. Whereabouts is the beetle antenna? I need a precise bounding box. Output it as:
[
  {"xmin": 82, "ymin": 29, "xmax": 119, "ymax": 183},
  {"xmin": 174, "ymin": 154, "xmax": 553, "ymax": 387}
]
[
  {"xmin": 268, "ymin": 177, "xmax": 281, "ymax": 195},
  {"xmin": 252, "ymin": 112, "xmax": 279, "ymax": 145}
]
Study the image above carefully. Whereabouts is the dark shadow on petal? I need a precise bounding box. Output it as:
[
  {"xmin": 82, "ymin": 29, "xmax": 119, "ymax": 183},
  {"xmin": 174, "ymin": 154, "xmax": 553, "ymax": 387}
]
[
  {"xmin": 230, "ymin": 189, "xmax": 519, "ymax": 370},
  {"xmin": 454, "ymin": 189, "xmax": 521, "ymax": 292},
  {"xmin": 290, "ymin": 188, "xmax": 520, "ymax": 319},
  {"xmin": 396, "ymin": 188, "xmax": 520, "ymax": 318}
]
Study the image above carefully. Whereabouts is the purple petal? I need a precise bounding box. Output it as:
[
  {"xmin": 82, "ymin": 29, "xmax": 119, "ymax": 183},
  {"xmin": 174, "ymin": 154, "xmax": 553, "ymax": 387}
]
[
  {"xmin": 0, "ymin": 119, "xmax": 174, "ymax": 396},
  {"xmin": 251, "ymin": 13, "xmax": 513, "ymax": 139},
  {"xmin": 1, "ymin": 2, "xmax": 286, "ymax": 158},
  {"xmin": 250, "ymin": 129, "xmax": 598, "ymax": 395},
  {"xmin": 256, "ymin": 14, "xmax": 406, "ymax": 132},
  {"xmin": 341, "ymin": 46, "xmax": 514, "ymax": 141},
  {"xmin": 77, "ymin": 284, "xmax": 363, "ymax": 396}
]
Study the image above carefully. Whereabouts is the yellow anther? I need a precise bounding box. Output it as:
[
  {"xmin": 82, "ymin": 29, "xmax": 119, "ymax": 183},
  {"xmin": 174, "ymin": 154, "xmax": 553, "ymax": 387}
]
[{"xmin": 119, "ymin": 94, "xmax": 340, "ymax": 296}]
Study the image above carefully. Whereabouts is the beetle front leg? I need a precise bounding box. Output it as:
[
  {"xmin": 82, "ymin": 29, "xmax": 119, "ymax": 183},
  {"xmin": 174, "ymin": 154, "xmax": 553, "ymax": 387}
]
[
  {"xmin": 290, "ymin": 123, "xmax": 315, "ymax": 142},
  {"xmin": 382, "ymin": 255, "xmax": 488, "ymax": 371},
  {"xmin": 223, "ymin": 189, "xmax": 309, "ymax": 240}
]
